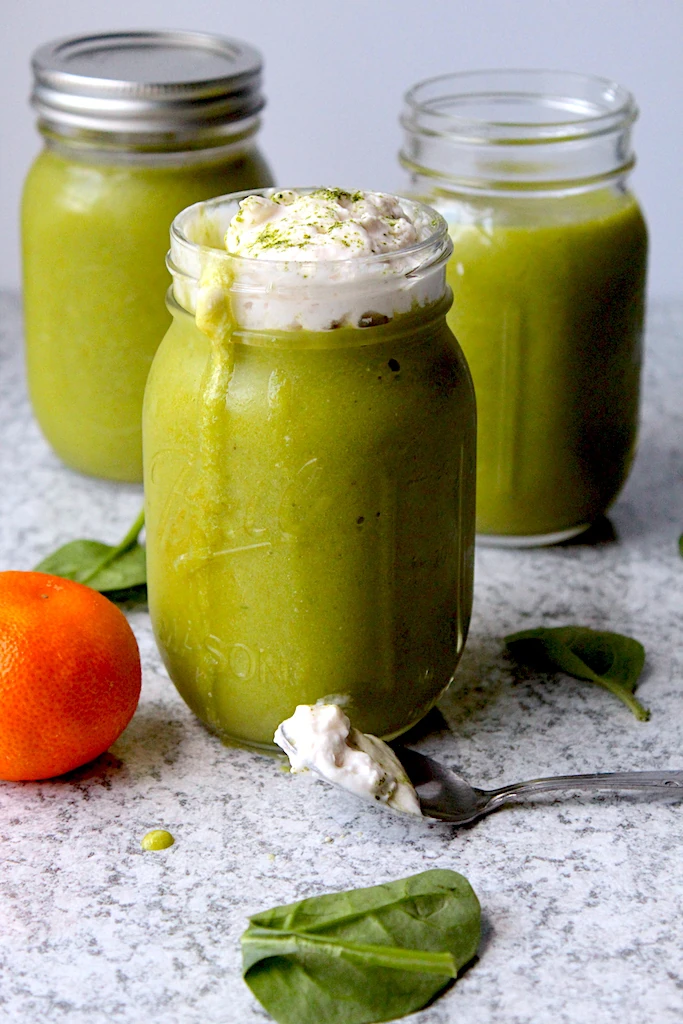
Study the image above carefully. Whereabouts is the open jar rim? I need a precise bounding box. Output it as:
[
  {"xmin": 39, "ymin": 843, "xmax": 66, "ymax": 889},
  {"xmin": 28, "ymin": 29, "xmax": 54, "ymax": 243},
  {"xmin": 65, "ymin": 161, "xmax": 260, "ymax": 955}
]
[
  {"xmin": 401, "ymin": 69, "xmax": 637, "ymax": 144},
  {"xmin": 168, "ymin": 188, "xmax": 451, "ymax": 275},
  {"xmin": 400, "ymin": 70, "xmax": 639, "ymax": 194},
  {"xmin": 167, "ymin": 188, "xmax": 453, "ymax": 333}
]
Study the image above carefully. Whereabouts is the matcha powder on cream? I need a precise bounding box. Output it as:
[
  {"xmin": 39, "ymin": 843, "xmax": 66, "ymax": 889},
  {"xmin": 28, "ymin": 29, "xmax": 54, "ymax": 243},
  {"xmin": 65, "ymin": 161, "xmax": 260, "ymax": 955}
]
[
  {"xmin": 226, "ymin": 188, "xmax": 425, "ymax": 259},
  {"xmin": 178, "ymin": 187, "xmax": 444, "ymax": 335}
]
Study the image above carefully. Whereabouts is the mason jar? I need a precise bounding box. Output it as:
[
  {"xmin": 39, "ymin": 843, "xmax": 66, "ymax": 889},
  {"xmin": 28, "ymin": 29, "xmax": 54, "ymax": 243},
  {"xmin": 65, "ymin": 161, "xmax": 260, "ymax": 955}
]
[
  {"xmin": 143, "ymin": 189, "xmax": 476, "ymax": 751},
  {"xmin": 22, "ymin": 31, "xmax": 274, "ymax": 482},
  {"xmin": 400, "ymin": 70, "xmax": 648, "ymax": 545}
]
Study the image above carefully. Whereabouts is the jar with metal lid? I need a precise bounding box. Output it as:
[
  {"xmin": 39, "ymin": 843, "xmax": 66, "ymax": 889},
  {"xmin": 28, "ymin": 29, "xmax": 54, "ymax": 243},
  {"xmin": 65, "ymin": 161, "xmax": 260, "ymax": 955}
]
[
  {"xmin": 22, "ymin": 30, "xmax": 274, "ymax": 482},
  {"xmin": 143, "ymin": 189, "xmax": 476, "ymax": 751},
  {"xmin": 400, "ymin": 70, "xmax": 648, "ymax": 545}
]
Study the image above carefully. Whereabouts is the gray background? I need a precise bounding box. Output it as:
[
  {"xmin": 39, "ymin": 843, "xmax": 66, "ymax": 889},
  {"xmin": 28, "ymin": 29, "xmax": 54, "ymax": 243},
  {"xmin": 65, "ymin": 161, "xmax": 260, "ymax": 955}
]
[{"xmin": 3, "ymin": 0, "xmax": 681, "ymax": 296}]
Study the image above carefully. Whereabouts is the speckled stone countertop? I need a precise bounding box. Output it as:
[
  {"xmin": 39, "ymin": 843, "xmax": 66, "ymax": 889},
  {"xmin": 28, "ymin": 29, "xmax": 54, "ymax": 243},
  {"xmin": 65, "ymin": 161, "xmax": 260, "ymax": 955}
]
[{"xmin": 1, "ymin": 289, "xmax": 682, "ymax": 1024}]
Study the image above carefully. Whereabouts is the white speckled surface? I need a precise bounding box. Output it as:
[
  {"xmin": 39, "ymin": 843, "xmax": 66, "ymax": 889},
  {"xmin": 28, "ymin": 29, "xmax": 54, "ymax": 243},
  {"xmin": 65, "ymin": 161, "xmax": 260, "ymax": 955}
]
[{"xmin": 1, "ymin": 290, "xmax": 682, "ymax": 1024}]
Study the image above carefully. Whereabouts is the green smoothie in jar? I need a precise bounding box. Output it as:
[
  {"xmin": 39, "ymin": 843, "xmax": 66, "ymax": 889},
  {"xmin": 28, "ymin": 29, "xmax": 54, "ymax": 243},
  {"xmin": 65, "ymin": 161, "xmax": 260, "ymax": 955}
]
[
  {"xmin": 22, "ymin": 31, "xmax": 273, "ymax": 482},
  {"xmin": 143, "ymin": 188, "xmax": 476, "ymax": 750},
  {"xmin": 401, "ymin": 71, "xmax": 647, "ymax": 544}
]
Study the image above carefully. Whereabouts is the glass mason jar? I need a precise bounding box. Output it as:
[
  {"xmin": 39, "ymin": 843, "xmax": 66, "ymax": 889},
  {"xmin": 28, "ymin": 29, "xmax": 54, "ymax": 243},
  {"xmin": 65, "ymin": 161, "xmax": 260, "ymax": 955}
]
[
  {"xmin": 143, "ymin": 189, "xmax": 476, "ymax": 751},
  {"xmin": 400, "ymin": 70, "xmax": 648, "ymax": 545},
  {"xmin": 22, "ymin": 31, "xmax": 274, "ymax": 483}
]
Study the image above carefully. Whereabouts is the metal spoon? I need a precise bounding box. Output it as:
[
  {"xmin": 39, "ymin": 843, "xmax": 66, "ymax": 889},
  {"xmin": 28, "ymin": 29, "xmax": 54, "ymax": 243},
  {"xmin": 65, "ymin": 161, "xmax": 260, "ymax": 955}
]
[{"xmin": 394, "ymin": 747, "xmax": 683, "ymax": 825}]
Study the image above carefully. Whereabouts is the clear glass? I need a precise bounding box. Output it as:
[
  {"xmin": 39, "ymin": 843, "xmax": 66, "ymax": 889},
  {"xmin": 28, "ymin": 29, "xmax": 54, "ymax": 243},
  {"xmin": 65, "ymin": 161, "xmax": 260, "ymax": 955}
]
[
  {"xmin": 22, "ymin": 129, "xmax": 273, "ymax": 482},
  {"xmin": 143, "ymin": 190, "xmax": 477, "ymax": 751},
  {"xmin": 401, "ymin": 70, "xmax": 648, "ymax": 544}
]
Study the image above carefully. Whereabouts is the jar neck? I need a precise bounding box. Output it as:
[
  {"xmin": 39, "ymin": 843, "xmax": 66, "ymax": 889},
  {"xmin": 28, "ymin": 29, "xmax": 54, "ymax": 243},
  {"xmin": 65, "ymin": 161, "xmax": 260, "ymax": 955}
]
[
  {"xmin": 405, "ymin": 171, "xmax": 634, "ymax": 209},
  {"xmin": 168, "ymin": 286, "xmax": 453, "ymax": 349},
  {"xmin": 400, "ymin": 70, "xmax": 638, "ymax": 197},
  {"xmin": 168, "ymin": 190, "xmax": 453, "ymax": 335},
  {"xmin": 39, "ymin": 116, "xmax": 261, "ymax": 167}
]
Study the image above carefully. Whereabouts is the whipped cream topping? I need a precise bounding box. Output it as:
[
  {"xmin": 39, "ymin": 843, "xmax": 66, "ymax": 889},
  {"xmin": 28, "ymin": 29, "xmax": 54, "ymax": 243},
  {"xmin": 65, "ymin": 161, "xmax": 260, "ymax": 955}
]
[
  {"xmin": 226, "ymin": 188, "xmax": 424, "ymax": 261},
  {"xmin": 274, "ymin": 703, "xmax": 422, "ymax": 817},
  {"xmin": 169, "ymin": 188, "xmax": 449, "ymax": 333}
]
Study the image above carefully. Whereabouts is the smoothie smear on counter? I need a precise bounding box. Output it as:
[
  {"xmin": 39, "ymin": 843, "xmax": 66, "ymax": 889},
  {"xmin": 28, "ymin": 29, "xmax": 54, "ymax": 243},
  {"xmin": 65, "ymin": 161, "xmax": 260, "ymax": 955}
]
[
  {"xmin": 141, "ymin": 829, "xmax": 175, "ymax": 851},
  {"xmin": 275, "ymin": 704, "xmax": 422, "ymax": 816}
]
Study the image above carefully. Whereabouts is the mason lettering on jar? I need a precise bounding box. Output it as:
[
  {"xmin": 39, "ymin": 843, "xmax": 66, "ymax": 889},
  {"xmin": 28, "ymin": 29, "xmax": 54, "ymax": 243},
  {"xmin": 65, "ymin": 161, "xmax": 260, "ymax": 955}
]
[{"xmin": 143, "ymin": 188, "xmax": 476, "ymax": 750}]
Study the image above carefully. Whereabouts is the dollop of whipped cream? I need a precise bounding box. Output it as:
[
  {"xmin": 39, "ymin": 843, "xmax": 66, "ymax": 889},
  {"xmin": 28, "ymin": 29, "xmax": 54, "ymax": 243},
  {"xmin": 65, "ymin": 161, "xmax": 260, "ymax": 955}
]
[
  {"xmin": 274, "ymin": 703, "xmax": 422, "ymax": 817},
  {"xmin": 170, "ymin": 188, "xmax": 446, "ymax": 333},
  {"xmin": 226, "ymin": 188, "xmax": 422, "ymax": 261}
]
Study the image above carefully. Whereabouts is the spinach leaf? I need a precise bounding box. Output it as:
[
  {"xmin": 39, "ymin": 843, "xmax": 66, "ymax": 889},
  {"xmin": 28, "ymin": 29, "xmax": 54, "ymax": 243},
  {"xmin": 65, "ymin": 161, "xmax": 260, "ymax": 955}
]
[
  {"xmin": 678, "ymin": 534, "xmax": 683, "ymax": 557},
  {"xmin": 35, "ymin": 508, "xmax": 146, "ymax": 603},
  {"xmin": 241, "ymin": 868, "xmax": 480, "ymax": 1024},
  {"xmin": 505, "ymin": 625, "xmax": 649, "ymax": 721}
]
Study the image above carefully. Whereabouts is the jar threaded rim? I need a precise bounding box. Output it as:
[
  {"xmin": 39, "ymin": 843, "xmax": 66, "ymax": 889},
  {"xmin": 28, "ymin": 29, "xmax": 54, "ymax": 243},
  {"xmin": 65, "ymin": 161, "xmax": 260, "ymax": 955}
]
[
  {"xmin": 31, "ymin": 30, "xmax": 265, "ymax": 143},
  {"xmin": 400, "ymin": 69, "xmax": 638, "ymax": 193}
]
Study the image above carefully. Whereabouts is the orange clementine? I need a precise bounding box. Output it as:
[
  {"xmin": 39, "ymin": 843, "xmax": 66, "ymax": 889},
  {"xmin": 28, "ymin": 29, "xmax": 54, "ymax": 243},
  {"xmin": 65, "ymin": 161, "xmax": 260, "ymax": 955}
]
[{"xmin": 0, "ymin": 571, "xmax": 141, "ymax": 781}]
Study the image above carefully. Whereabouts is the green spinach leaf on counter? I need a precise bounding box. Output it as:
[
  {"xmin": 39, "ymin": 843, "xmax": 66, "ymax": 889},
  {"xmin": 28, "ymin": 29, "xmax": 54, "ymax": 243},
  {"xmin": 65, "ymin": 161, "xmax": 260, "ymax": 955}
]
[
  {"xmin": 678, "ymin": 534, "xmax": 683, "ymax": 557},
  {"xmin": 241, "ymin": 868, "xmax": 480, "ymax": 1024},
  {"xmin": 505, "ymin": 625, "xmax": 649, "ymax": 721},
  {"xmin": 35, "ymin": 508, "xmax": 146, "ymax": 603}
]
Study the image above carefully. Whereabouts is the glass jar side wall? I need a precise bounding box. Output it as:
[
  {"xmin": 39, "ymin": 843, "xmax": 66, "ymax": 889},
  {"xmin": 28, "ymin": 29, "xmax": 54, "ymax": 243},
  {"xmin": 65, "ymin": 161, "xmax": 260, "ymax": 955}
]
[
  {"xmin": 400, "ymin": 70, "xmax": 648, "ymax": 543},
  {"xmin": 22, "ymin": 142, "xmax": 273, "ymax": 482},
  {"xmin": 427, "ymin": 184, "xmax": 648, "ymax": 538},
  {"xmin": 143, "ymin": 302, "xmax": 476, "ymax": 749}
]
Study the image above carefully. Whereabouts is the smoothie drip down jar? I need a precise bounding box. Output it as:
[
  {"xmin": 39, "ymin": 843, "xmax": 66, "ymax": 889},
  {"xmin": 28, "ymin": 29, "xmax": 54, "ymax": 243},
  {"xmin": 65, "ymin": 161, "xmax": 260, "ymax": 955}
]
[
  {"xmin": 401, "ymin": 71, "xmax": 648, "ymax": 545},
  {"xmin": 22, "ymin": 31, "xmax": 273, "ymax": 482},
  {"xmin": 143, "ymin": 188, "xmax": 477, "ymax": 750}
]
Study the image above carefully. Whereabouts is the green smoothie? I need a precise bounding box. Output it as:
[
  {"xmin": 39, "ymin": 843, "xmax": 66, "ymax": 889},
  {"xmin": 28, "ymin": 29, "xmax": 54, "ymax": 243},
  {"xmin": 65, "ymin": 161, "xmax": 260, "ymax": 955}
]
[
  {"xmin": 141, "ymin": 829, "xmax": 175, "ymax": 851},
  {"xmin": 144, "ymin": 299, "xmax": 475, "ymax": 749},
  {"xmin": 22, "ymin": 146, "xmax": 273, "ymax": 481},
  {"xmin": 444, "ymin": 189, "xmax": 647, "ymax": 539}
]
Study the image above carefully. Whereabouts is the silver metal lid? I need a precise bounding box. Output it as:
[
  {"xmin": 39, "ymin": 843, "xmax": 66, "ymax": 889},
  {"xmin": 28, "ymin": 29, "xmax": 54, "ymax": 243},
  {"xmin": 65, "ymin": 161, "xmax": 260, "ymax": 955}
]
[{"xmin": 31, "ymin": 30, "xmax": 265, "ymax": 140}]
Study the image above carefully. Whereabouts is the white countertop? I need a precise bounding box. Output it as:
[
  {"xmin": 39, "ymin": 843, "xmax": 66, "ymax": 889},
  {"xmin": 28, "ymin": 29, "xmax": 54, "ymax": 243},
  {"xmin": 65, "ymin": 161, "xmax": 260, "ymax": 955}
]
[{"xmin": 1, "ymin": 290, "xmax": 682, "ymax": 1024}]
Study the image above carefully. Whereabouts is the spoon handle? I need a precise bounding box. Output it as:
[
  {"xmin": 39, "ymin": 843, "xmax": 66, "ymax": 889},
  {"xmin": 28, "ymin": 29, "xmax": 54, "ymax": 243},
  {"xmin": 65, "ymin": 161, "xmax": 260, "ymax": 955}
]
[{"xmin": 486, "ymin": 770, "xmax": 683, "ymax": 809}]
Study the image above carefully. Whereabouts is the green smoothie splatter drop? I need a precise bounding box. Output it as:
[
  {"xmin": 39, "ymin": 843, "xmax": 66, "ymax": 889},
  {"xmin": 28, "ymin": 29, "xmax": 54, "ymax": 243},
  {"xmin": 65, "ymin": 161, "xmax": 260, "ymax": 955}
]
[{"xmin": 141, "ymin": 829, "xmax": 175, "ymax": 851}]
